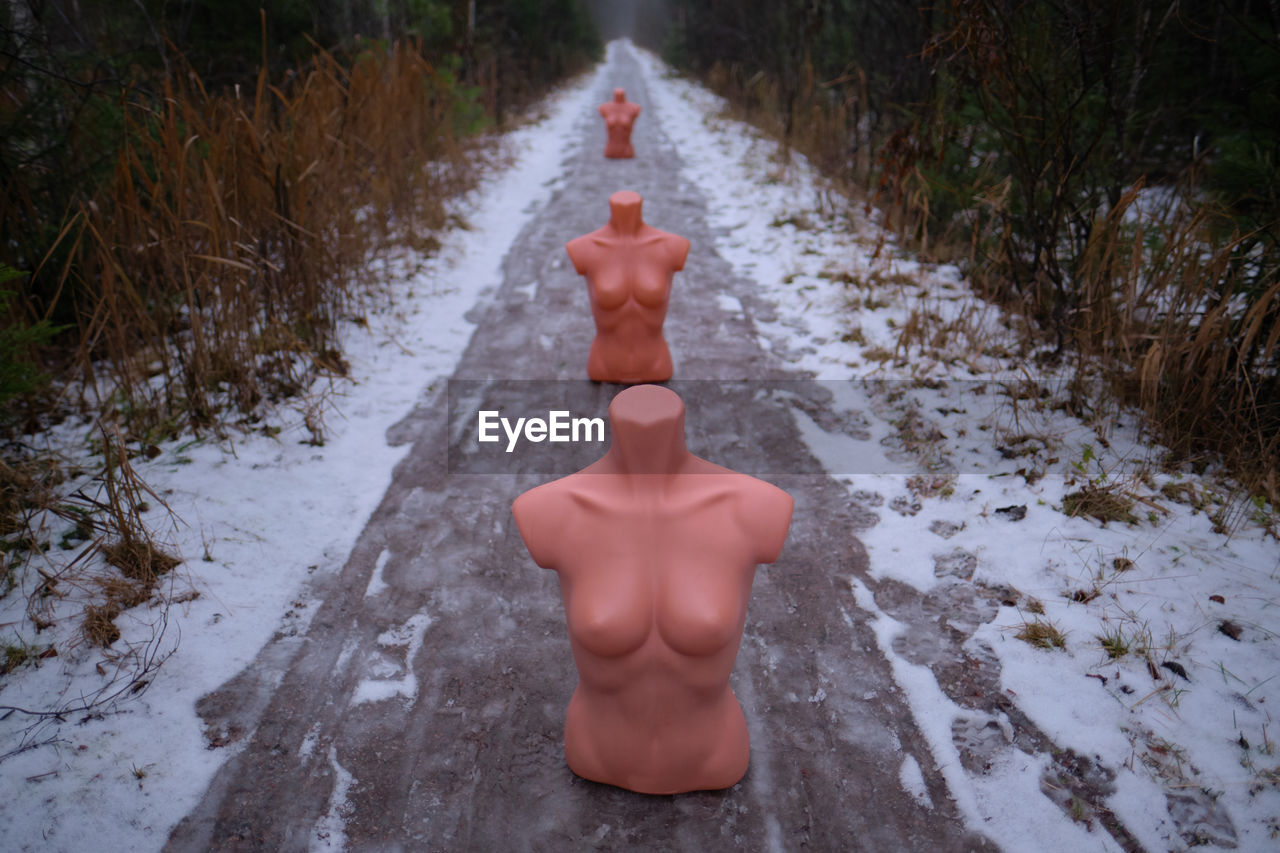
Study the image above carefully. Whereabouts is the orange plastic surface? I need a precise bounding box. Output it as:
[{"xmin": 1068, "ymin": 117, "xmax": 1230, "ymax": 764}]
[
  {"xmin": 599, "ymin": 88, "xmax": 642, "ymax": 159},
  {"xmin": 565, "ymin": 191, "xmax": 690, "ymax": 384},
  {"xmin": 512, "ymin": 385, "xmax": 794, "ymax": 794}
]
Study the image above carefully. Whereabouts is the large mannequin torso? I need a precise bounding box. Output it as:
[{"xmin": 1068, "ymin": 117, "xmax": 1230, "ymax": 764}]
[
  {"xmin": 565, "ymin": 191, "xmax": 690, "ymax": 384},
  {"xmin": 512, "ymin": 386, "xmax": 794, "ymax": 794},
  {"xmin": 599, "ymin": 88, "xmax": 641, "ymax": 159}
]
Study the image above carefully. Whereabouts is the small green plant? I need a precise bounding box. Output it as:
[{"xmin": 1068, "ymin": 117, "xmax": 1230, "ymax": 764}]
[
  {"xmin": 2, "ymin": 642, "xmax": 33, "ymax": 674},
  {"xmin": 58, "ymin": 506, "xmax": 95, "ymax": 550},
  {"xmin": 1098, "ymin": 628, "xmax": 1131, "ymax": 659},
  {"xmin": 1249, "ymin": 493, "xmax": 1277, "ymax": 537},
  {"xmin": 1, "ymin": 640, "xmax": 51, "ymax": 675},
  {"xmin": 1071, "ymin": 443, "xmax": 1103, "ymax": 481}
]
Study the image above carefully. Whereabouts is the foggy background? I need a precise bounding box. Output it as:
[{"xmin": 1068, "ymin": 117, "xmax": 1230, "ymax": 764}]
[{"xmin": 584, "ymin": 0, "xmax": 670, "ymax": 50}]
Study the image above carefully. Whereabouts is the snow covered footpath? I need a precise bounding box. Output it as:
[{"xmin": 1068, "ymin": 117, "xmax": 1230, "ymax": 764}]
[
  {"xmin": 0, "ymin": 63, "xmax": 605, "ymax": 850},
  {"xmin": 634, "ymin": 41, "xmax": 1280, "ymax": 852},
  {"xmin": 3, "ymin": 38, "xmax": 1277, "ymax": 852}
]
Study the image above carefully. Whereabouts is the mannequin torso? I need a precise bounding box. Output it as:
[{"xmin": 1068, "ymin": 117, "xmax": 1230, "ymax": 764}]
[
  {"xmin": 599, "ymin": 88, "xmax": 641, "ymax": 158},
  {"xmin": 565, "ymin": 191, "xmax": 690, "ymax": 384},
  {"xmin": 513, "ymin": 386, "xmax": 793, "ymax": 794}
]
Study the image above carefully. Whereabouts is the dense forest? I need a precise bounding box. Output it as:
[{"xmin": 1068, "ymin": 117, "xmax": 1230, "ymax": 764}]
[
  {"xmin": 2, "ymin": 0, "xmax": 1278, "ymax": 496},
  {"xmin": 1, "ymin": 0, "xmax": 598, "ymax": 440},
  {"xmin": 658, "ymin": 0, "xmax": 1279, "ymax": 494}
]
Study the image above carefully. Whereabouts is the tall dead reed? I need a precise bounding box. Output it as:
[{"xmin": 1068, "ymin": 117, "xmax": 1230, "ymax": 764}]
[
  {"xmin": 40, "ymin": 39, "xmax": 475, "ymax": 443},
  {"xmin": 3, "ymin": 39, "xmax": 481, "ymax": 690},
  {"xmin": 686, "ymin": 12, "xmax": 1280, "ymax": 504},
  {"xmin": 1107, "ymin": 213, "xmax": 1280, "ymax": 497},
  {"xmin": 705, "ymin": 59, "xmax": 875, "ymax": 191}
]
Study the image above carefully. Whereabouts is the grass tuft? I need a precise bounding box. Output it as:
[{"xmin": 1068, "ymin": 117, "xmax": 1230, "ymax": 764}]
[
  {"xmin": 1098, "ymin": 628, "xmax": 1131, "ymax": 659},
  {"xmin": 1017, "ymin": 618, "xmax": 1067, "ymax": 650},
  {"xmin": 1062, "ymin": 486, "xmax": 1139, "ymax": 525},
  {"xmin": 102, "ymin": 541, "xmax": 180, "ymax": 583},
  {"xmin": 95, "ymin": 576, "xmax": 154, "ymax": 610},
  {"xmin": 83, "ymin": 602, "xmax": 122, "ymax": 648}
]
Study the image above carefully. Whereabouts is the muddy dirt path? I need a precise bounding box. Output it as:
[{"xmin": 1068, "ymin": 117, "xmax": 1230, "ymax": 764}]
[{"xmin": 167, "ymin": 46, "xmax": 996, "ymax": 852}]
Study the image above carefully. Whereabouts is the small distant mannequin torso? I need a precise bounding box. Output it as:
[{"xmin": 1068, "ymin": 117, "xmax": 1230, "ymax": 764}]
[
  {"xmin": 599, "ymin": 87, "xmax": 641, "ymax": 158},
  {"xmin": 512, "ymin": 385, "xmax": 794, "ymax": 794},
  {"xmin": 566, "ymin": 191, "xmax": 690, "ymax": 384}
]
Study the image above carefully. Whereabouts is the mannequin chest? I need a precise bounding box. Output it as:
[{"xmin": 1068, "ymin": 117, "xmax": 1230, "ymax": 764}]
[
  {"xmin": 556, "ymin": 506, "xmax": 755, "ymax": 661},
  {"xmin": 587, "ymin": 247, "xmax": 673, "ymax": 310}
]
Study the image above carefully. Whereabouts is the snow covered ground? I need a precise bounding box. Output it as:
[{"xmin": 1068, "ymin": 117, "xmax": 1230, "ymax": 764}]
[{"xmin": 1, "ymin": 39, "xmax": 1277, "ymax": 852}]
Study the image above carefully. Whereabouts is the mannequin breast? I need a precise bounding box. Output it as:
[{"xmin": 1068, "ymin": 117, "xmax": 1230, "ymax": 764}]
[
  {"xmin": 565, "ymin": 550, "xmax": 748, "ymax": 663},
  {"xmin": 588, "ymin": 257, "xmax": 670, "ymax": 314},
  {"xmin": 558, "ymin": 496, "xmax": 753, "ymax": 670}
]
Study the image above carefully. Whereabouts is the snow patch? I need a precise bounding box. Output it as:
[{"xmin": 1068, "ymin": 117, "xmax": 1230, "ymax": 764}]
[
  {"xmin": 350, "ymin": 613, "xmax": 433, "ymax": 706},
  {"xmin": 716, "ymin": 292, "xmax": 744, "ymax": 314},
  {"xmin": 364, "ymin": 549, "xmax": 391, "ymax": 598},
  {"xmin": 310, "ymin": 746, "xmax": 355, "ymax": 851},
  {"xmin": 898, "ymin": 754, "xmax": 933, "ymax": 809}
]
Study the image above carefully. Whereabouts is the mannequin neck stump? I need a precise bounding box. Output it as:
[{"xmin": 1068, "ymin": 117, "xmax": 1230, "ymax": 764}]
[
  {"xmin": 607, "ymin": 191, "xmax": 644, "ymax": 236},
  {"xmin": 603, "ymin": 385, "xmax": 689, "ymax": 475}
]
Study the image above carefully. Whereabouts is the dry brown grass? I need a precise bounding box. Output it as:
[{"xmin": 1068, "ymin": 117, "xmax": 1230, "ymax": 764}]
[
  {"xmin": 2, "ymin": 425, "xmax": 180, "ymax": 675},
  {"xmin": 692, "ymin": 52, "xmax": 1279, "ymax": 511},
  {"xmin": 1062, "ymin": 485, "xmax": 1140, "ymax": 526},
  {"xmin": 82, "ymin": 602, "xmax": 122, "ymax": 648},
  {"xmin": 101, "ymin": 541, "xmax": 180, "ymax": 583},
  {"xmin": 1066, "ymin": 180, "xmax": 1280, "ymax": 506},
  {"xmin": 1, "ymin": 35, "xmax": 522, "ymax": 713},
  {"xmin": 705, "ymin": 59, "xmax": 874, "ymax": 193},
  {"xmin": 30, "ymin": 39, "xmax": 478, "ymax": 445},
  {"xmin": 95, "ymin": 576, "xmax": 154, "ymax": 609},
  {"xmin": 1017, "ymin": 617, "xmax": 1068, "ymax": 650}
]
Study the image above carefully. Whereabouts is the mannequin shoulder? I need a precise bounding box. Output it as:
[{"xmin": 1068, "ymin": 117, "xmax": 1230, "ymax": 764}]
[
  {"xmin": 637, "ymin": 228, "xmax": 690, "ymax": 269},
  {"xmin": 734, "ymin": 476, "xmax": 793, "ymax": 518},
  {"xmin": 564, "ymin": 234, "xmax": 599, "ymax": 273},
  {"xmin": 676, "ymin": 469, "xmax": 792, "ymax": 561},
  {"xmin": 512, "ymin": 478, "xmax": 578, "ymax": 568},
  {"xmin": 728, "ymin": 476, "xmax": 793, "ymax": 563},
  {"xmin": 683, "ymin": 466, "xmax": 791, "ymax": 520},
  {"xmin": 514, "ymin": 475, "xmax": 616, "ymax": 524},
  {"xmin": 513, "ymin": 477, "xmax": 573, "ymax": 523},
  {"xmin": 664, "ymin": 232, "xmax": 691, "ymax": 269}
]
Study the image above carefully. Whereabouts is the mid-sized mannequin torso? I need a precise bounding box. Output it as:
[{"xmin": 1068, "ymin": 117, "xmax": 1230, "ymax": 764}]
[
  {"xmin": 512, "ymin": 385, "xmax": 794, "ymax": 794},
  {"xmin": 599, "ymin": 87, "xmax": 641, "ymax": 158},
  {"xmin": 565, "ymin": 191, "xmax": 690, "ymax": 384}
]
